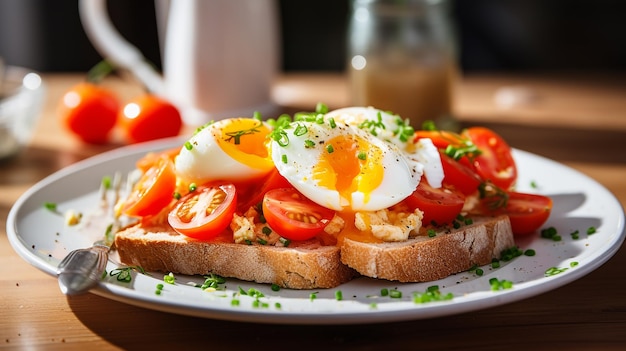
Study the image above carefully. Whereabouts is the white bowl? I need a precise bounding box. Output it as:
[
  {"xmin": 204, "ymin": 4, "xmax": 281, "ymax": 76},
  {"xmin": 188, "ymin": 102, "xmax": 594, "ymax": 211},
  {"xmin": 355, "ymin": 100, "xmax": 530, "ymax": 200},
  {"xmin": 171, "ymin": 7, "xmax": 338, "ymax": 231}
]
[{"xmin": 0, "ymin": 66, "xmax": 46, "ymax": 160}]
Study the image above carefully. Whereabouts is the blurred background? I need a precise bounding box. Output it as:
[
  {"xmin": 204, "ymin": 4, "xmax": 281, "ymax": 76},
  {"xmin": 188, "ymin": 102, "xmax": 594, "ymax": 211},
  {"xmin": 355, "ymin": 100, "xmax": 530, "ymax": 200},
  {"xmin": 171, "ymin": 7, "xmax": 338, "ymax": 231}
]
[{"xmin": 1, "ymin": 0, "xmax": 625, "ymax": 74}]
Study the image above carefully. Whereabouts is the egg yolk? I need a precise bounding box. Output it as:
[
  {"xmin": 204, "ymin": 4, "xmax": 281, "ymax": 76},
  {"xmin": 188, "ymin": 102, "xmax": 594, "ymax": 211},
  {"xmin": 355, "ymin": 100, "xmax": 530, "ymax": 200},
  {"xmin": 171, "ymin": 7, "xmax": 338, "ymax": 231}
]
[
  {"xmin": 312, "ymin": 134, "xmax": 384, "ymax": 208},
  {"xmin": 215, "ymin": 119, "xmax": 273, "ymax": 171}
]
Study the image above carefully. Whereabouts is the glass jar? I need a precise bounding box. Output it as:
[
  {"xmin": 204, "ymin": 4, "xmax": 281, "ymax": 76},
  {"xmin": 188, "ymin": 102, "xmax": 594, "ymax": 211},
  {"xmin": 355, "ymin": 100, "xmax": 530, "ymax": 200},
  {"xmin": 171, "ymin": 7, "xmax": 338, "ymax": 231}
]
[{"xmin": 347, "ymin": 0, "xmax": 457, "ymax": 129}]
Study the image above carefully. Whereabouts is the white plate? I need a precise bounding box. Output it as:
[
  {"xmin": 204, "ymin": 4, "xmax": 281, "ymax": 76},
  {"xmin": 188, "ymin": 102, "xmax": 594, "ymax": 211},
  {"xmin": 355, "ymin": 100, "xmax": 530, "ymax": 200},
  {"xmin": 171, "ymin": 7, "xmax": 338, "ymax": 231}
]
[{"xmin": 7, "ymin": 138, "xmax": 625, "ymax": 324}]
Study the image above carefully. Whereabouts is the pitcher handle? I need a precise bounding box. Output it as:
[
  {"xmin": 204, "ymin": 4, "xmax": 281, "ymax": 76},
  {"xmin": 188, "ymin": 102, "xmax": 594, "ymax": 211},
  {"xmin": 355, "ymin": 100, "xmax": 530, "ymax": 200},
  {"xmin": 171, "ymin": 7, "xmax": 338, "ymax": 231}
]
[{"xmin": 78, "ymin": 0, "xmax": 165, "ymax": 95}]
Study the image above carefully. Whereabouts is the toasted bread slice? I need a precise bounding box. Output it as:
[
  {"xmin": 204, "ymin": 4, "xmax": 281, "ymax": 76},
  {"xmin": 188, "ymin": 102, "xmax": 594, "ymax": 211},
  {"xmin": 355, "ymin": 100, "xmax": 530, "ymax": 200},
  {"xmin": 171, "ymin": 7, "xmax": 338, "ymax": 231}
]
[
  {"xmin": 339, "ymin": 215, "xmax": 515, "ymax": 282},
  {"xmin": 114, "ymin": 215, "xmax": 514, "ymax": 289},
  {"xmin": 114, "ymin": 224, "xmax": 357, "ymax": 289}
]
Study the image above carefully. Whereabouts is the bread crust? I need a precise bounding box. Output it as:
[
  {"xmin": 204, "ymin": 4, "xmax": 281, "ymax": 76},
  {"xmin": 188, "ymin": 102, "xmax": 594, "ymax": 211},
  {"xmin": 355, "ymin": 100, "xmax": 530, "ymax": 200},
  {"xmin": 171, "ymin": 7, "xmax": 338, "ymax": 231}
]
[
  {"xmin": 114, "ymin": 215, "xmax": 514, "ymax": 289},
  {"xmin": 339, "ymin": 215, "xmax": 515, "ymax": 282},
  {"xmin": 114, "ymin": 225, "xmax": 357, "ymax": 289}
]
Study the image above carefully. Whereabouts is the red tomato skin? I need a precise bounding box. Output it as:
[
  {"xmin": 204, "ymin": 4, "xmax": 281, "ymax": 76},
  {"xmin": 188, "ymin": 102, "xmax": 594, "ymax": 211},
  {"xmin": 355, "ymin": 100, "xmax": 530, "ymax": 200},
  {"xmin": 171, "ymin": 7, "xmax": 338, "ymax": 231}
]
[
  {"xmin": 262, "ymin": 188, "xmax": 335, "ymax": 241},
  {"xmin": 505, "ymin": 192, "xmax": 552, "ymax": 236},
  {"xmin": 401, "ymin": 180, "xmax": 465, "ymax": 226},
  {"xmin": 414, "ymin": 130, "xmax": 463, "ymax": 150},
  {"xmin": 439, "ymin": 152, "xmax": 483, "ymax": 196},
  {"xmin": 462, "ymin": 127, "xmax": 518, "ymax": 190},
  {"xmin": 119, "ymin": 95, "xmax": 183, "ymax": 144},
  {"xmin": 168, "ymin": 183, "xmax": 238, "ymax": 240},
  {"xmin": 58, "ymin": 82, "xmax": 120, "ymax": 144},
  {"xmin": 135, "ymin": 147, "xmax": 181, "ymax": 173},
  {"xmin": 123, "ymin": 158, "xmax": 177, "ymax": 217},
  {"xmin": 235, "ymin": 169, "xmax": 293, "ymax": 213},
  {"xmin": 476, "ymin": 192, "xmax": 553, "ymax": 236}
]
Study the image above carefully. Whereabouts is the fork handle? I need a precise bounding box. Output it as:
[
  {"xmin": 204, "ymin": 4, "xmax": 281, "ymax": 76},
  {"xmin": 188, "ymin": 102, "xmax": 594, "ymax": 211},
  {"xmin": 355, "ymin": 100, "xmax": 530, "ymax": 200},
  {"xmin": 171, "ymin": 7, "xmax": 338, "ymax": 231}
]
[{"xmin": 57, "ymin": 245, "xmax": 110, "ymax": 295}]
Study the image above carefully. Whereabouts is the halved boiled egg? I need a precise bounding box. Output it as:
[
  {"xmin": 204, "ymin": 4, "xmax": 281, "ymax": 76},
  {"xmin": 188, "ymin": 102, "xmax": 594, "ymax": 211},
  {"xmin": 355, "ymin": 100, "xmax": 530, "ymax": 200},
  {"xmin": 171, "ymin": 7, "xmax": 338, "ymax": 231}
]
[
  {"xmin": 326, "ymin": 106, "xmax": 444, "ymax": 188},
  {"xmin": 269, "ymin": 120, "xmax": 419, "ymax": 211},
  {"xmin": 175, "ymin": 118, "xmax": 274, "ymax": 183}
]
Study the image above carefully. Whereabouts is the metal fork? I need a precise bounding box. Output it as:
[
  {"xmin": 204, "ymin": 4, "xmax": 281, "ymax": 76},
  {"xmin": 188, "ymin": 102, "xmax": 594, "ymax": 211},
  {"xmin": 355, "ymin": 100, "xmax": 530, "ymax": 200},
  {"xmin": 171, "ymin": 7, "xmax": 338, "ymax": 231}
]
[{"xmin": 56, "ymin": 172, "xmax": 125, "ymax": 295}]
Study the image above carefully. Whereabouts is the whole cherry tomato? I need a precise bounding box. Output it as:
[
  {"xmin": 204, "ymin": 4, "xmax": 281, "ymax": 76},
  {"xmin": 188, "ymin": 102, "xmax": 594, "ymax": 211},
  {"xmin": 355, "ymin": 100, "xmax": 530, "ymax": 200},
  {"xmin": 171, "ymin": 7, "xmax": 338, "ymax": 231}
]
[
  {"xmin": 58, "ymin": 82, "xmax": 120, "ymax": 144},
  {"xmin": 119, "ymin": 94, "xmax": 183, "ymax": 144}
]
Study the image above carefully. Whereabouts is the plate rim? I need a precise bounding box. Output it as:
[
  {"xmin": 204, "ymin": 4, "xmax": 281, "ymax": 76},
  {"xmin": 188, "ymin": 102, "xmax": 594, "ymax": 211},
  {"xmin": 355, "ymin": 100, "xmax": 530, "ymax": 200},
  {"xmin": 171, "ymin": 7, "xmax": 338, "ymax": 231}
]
[{"xmin": 6, "ymin": 139, "xmax": 626, "ymax": 325}]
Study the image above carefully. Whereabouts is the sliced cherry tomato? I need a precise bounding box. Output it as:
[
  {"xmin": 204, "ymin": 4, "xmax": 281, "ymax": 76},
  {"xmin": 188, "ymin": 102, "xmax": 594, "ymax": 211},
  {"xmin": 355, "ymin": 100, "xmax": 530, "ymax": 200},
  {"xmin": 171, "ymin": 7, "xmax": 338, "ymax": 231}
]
[
  {"xmin": 462, "ymin": 127, "xmax": 517, "ymax": 190},
  {"xmin": 477, "ymin": 191, "xmax": 552, "ymax": 236},
  {"xmin": 168, "ymin": 183, "xmax": 237, "ymax": 240},
  {"xmin": 236, "ymin": 169, "xmax": 293, "ymax": 213},
  {"xmin": 123, "ymin": 157, "xmax": 177, "ymax": 217},
  {"xmin": 135, "ymin": 147, "xmax": 181, "ymax": 173},
  {"xmin": 262, "ymin": 188, "xmax": 335, "ymax": 241},
  {"xmin": 400, "ymin": 180, "xmax": 465, "ymax": 226},
  {"xmin": 119, "ymin": 94, "xmax": 183, "ymax": 144},
  {"xmin": 414, "ymin": 130, "xmax": 464, "ymax": 150},
  {"xmin": 439, "ymin": 152, "xmax": 482, "ymax": 196},
  {"xmin": 58, "ymin": 82, "xmax": 120, "ymax": 144}
]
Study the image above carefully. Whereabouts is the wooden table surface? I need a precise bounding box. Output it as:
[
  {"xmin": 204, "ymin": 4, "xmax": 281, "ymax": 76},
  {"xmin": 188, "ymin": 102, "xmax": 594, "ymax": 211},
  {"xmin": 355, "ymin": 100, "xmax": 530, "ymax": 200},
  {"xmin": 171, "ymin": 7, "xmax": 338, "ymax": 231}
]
[{"xmin": 1, "ymin": 72, "xmax": 625, "ymax": 350}]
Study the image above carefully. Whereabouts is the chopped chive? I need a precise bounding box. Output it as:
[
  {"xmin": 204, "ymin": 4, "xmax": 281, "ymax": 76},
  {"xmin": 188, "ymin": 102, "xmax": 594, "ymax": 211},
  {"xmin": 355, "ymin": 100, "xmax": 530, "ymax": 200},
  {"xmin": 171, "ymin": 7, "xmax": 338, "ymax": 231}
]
[
  {"xmin": 44, "ymin": 202, "xmax": 58, "ymax": 212},
  {"xmin": 271, "ymin": 284, "xmax": 280, "ymax": 292},
  {"xmin": 489, "ymin": 277, "xmax": 513, "ymax": 291},
  {"xmin": 164, "ymin": 272, "xmax": 176, "ymax": 284},
  {"xmin": 101, "ymin": 175, "xmax": 112, "ymax": 190},
  {"xmin": 545, "ymin": 266, "xmax": 568, "ymax": 276},
  {"xmin": 189, "ymin": 183, "xmax": 197, "ymax": 192},
  {"xmin": 500, "ymin": 246, "xmax": 523, "ymax": 261},
  {"xmin": 315, "ymin": 102, "xmax": 328, "ymax": 114},
  {"xmin": 281, "ymin": 154, "xmax": 288, "ymax": 164},
  {"xmin": 184, "ymin": 141, "xmax": 193, "ymax": 150},
  {"xmin": 422, "ymin": 120, "xmax": 437, "ymax": 131},
  {"xmin": 523, "ymin": 249, "xmax": 536, "ymax": 256},
  {"xmin": 541, "ymin": 227, "xmax": 561, "ymax": 241},
  {"xmin": 328, "ymin": 118, "xmax": 337, "ymax": 128},
  {"xmin": 389, "ymin": 289, "xmax": 402, "ymax": 299},
  {"xmin": 326, "ymin": 144, "xmax": 334, "ymax": 153},
  {"xmin": 357, "ymin": 151, "xmax": 367, "ymax": 160},
  {"xmin": 587, "ymin": 226, "xmax": 597, "ymax": 235},
  {"xmin": 294, "ymin": 123, "xmax": 308, "ymax": 136},
  {"xmin": 413, "ymin": 285, "xmax": 454, "ymax": 304},
  {"xmin": 335, "ymin": 290, "xmax": 343, "ymax": 301},
  {"xmin": 279, "ymin": 237, "xmax": 291, "ymax": 247},
  {"xmin": 304, "ymin": 139, "xmax": 315, "ymax": 148}
]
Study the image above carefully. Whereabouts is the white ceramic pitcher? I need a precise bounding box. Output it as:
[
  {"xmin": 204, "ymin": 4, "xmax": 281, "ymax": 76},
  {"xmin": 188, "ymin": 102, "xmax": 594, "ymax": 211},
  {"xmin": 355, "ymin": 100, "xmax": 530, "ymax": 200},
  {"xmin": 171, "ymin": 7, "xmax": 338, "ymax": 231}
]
[{"xmin": 79, "ymin": 0, "xmax": 279, "ymax": 125}]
